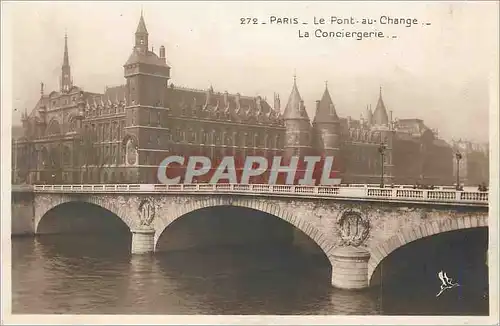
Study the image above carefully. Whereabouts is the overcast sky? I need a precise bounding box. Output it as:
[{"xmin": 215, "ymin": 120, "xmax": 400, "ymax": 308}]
[{"xmin": 5, "ymin": 1, "xmax": 498, "ymax": 143}]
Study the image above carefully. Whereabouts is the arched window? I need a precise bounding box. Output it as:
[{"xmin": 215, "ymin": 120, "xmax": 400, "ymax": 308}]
[
  {"xmin": 47, "ymin": 119, "xmax": 61, "ymax": 136},
  {"xmin": 69, "ymin": 118, "xmax": 77, "ymax": 132},
  {"xmin": 175, "ymin": 128, "xmax": 181, "ymax": 142},
  {"xmin": 242, "ymin": 133, "xmax": 248, "ymax": 147},
  {"xmin": 214, "ymin": 130, "xmax": 220, "ymax": 145},
  {"xmin": 63, "ymin": 146, "xmax": 71, "ymax": 166}
]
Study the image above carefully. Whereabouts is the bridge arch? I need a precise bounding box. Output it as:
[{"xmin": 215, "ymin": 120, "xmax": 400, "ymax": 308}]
[
  {"xmin": 34, "ymin": 194, "xmax": 135, "ymax": 233},
  {"xmin": 367, "ymin": 214, "xmax": 489, "ymax": 285},
  {"xmin": 154, "ymin": 197, "xmax": 336, "ymax": 265}
]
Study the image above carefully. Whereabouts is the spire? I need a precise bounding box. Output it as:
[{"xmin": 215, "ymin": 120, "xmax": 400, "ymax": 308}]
[
  {"xmin": 136, "ymin": 10, "xmax": 148, "ymax": 35},
  {"xmin": 372, "ymin": 86, "xmax": 389, "ymax": 126},
  {"xmin": 63, "ymin": 31, "xmax": 69, "ymax": 67},
  {"xmin": 365, "ymin": 105, "xmax": 373, "ymax": 125},
  {"xmin": 283, "ymin": 75, "xmax": 309, "ymax": 120},
  {"xmin": 134, "ymin": 10, "xmax": 149, "ymax": 52},
  {"xmin": 60, "ymin": 32, "xmax": 72, "ymax": 92},
  {"xmin": 313, "ymin": 82, "xmax": 339, "ymax": 124}
]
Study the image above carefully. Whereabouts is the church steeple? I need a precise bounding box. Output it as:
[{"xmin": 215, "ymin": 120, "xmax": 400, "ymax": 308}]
[
  {"xmin": 135, "ymin": 10, "xmax": 149, "ymax": 54},
  {"xmin": 60, "ymin": 32, "xmax": 72, "ymax": 92}
]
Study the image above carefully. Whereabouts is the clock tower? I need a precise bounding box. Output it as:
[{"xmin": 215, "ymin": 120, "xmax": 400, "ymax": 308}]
[
  {"xmin": 124, "ymin": 12, "xmax": 170, "ymax": 107},
  {"xmin": 123, "ymin": 12, "xmax": 171, "ymax": 182}
]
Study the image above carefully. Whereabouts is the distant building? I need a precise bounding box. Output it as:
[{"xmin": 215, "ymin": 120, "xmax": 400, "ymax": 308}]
[
  {"xmin": 452, "ymin": 140, "xmax": 489, "ymax": 186},
  {"xmin": 12, "ymin": 13, "xmax": 459, "ymax": 186}
]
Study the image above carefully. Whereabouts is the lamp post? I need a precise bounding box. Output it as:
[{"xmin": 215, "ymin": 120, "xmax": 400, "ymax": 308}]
[
  {"xmin": 378, "ymin": 143, "xmax": 387, "ymax": 188},
  {"xmin": 455, "ymin": 151, "xmax": 462, "ymax": 190}
]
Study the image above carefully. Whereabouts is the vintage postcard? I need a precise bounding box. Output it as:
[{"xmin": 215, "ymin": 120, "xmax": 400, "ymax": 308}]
[{"xmin": 1, "ymin": 1, "xmax": 498, "ymax": 325}]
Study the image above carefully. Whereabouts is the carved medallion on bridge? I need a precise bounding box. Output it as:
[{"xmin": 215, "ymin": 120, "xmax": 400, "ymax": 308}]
[
  {"xmin": 138, "ymin": 198, "xmax": 156, "ymax": 227},
  {"xmin": 337, "ymin": 209, "xmax": 370, "ymax": 247}
]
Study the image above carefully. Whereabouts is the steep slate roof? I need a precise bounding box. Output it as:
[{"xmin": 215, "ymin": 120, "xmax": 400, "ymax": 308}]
[
  {"xmin": 164, "ymin": 85, "xmax": 281, "ymax": 124},
  {"xmin": 125, "ymin": 49, "xmax": 168, "ymax": 67},
  {"xmin": 136, "ymin": 14, "xmax": 148, "ymax": 34},
  {"xmin": 372, "ymin": 87, "xmax": 389, "ymax": 125},
  {"xmin": 313, "ymin": 84, "xmax": 339, "ymax": 124},
  {"xmin": 283, "ymin": 78, "xmax": 310, "ymax": 121},
  {"xmin": 103, "ymin": 85, "xmax": 127, "ymax": 103}
]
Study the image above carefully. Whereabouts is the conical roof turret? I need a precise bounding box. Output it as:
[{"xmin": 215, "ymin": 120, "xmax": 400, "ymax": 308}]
[
  {"xmin": 313, "ymin": 82, "xmax": 339, "ymax": 124},
  {"xmin": 372, "ymin": 86, "xmax": 389, "ymax": 125},
  {"xmin": 283, "ymin": 76, "xmax": 310, "ymax": 121}
]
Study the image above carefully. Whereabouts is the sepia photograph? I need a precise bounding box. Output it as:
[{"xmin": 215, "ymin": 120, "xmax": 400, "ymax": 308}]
[{"xmin": 2, "ymin": 1, "xmax": 498, "ymax": 324}]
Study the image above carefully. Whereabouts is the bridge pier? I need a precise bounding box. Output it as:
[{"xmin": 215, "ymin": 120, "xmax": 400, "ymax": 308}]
[
  {"xmin": 131, "ymin": 228, "xmax": 155, "ymax": 254},
  {"xmin": 331, "ymin": 246, "xmax": 370, "ymax": 290}
]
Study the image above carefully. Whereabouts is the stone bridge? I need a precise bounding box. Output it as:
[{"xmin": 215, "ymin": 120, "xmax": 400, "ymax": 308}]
[{"xmin": 11, "ymin": 183, "xmax": 489, "ymax": 290}]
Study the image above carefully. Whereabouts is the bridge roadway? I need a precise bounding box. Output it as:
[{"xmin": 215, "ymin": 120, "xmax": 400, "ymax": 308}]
[
  {"xmin": 11, "ymin": 183, "xmax": 489, "ymax": 290},
  {"xmin": 14, "ymin": 183, "xmax": 489, "ymax": 206}
]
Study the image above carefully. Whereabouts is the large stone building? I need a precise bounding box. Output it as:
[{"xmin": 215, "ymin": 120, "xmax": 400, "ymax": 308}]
[
  {"xmin": 12, "ymin": 13, "xmax": 460, "ymax": 186},
  {"xmin": 452, "ymin": 140, "xmax": 489, "ymax": 186}
]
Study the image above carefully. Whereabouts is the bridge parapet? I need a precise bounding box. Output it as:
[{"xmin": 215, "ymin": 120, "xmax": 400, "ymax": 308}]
[{"xmin": 23, "ymin": 183, "xmax": 488, "ymax": 207}]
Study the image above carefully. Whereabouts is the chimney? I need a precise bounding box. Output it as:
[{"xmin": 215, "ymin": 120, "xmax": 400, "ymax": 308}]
[
  {"xmin": 274, "ymin": 93, "xmax": 281, "ymax": 112},
  {"xmin": 160, "ymin": 45, "xmax": 166, "ymax": 59},
  {"xmin": 235, "ymin": 93, "xmax": 241, "ymax": 112},
  {"xmin": 223, "ymin": 91, "xmax": 229, "ymax": 107},
  {"xmin": 315, "ymin": 100, "xmax": 320, "ymax": 112}
]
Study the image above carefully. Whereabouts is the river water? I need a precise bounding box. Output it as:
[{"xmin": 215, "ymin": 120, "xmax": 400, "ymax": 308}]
[{"xmin": 11, "ymin": 230, "xmax": 489, "ymax": 315}]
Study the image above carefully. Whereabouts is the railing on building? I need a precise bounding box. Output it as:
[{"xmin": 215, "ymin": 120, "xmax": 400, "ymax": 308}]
[{"xmin": 12, "ymin": 183, "xmax": 489, "ymax": 206}]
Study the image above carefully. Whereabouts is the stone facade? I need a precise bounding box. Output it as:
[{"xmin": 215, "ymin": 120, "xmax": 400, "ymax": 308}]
[
  {"xmin": 452, "ymin": 139, "xmax": 489, "ymax": 186},
  {"xmin": 12, "ymin": 13, "xmax": 463, "ymax": 187},
  {"xmin": 13, "ymin": 191, "xmax": 488, "ymax": 289}
]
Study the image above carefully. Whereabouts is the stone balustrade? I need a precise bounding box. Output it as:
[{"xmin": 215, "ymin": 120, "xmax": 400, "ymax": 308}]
[{"xmin": 11, "ymin": 183, "xmax": 488, "ymax": 206}]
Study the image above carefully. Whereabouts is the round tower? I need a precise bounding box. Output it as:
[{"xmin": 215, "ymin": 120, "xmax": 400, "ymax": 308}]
[
  {"xmin": 283, "ymin": 76, "xmax": 312, "ymax": 158},
  {"xmin": 312, "ymin": 82, "xmax": 342, "ymax": 180},
  {"xmin": 312, "ymin": 83, "xmax": 341, "ymax": 157}
]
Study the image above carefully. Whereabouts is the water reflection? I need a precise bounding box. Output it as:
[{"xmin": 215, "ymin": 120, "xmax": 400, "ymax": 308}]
[{"xmin": 11, "ymin": 228, "xmax": 489, "ymax": 315}]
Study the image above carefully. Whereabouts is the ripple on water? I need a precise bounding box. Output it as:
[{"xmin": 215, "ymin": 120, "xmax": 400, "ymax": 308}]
[{"xmin": 11, "ymin": 235, "xmax": 488, "ymax": 315}]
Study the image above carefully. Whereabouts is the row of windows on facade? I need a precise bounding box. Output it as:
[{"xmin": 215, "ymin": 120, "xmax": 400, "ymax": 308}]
[
  {"xmin": 85, "ymin": 121, "xmax": 125, "ymax": 141},
  {"xmin": 51, "ymin": 96, "xmax": 78, "ymax": 108},
  {"xmin": 21, "ymin": 144, "xmax": 287, "ymax": 169},
  {"xmin": 348, "ymin": 129, "xmax": 383, "ymax": 143},
  {"xmin": 83, "ymin": 103, "xmax": 126, "ymax": 117},
  {"xmin": 84, "ymin": 120, "xmax": 284, "ymax": 148},
  {"xmin": 177, "ymin": 106, "xmax": 282, "ymax": 124},
  {"xmin": 169, "ymin": 129, "xmax": 283, "ymax": 148},
  {"xmin": 128, "ymin": 107, "xmax": 282, "ymax": 128}
]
